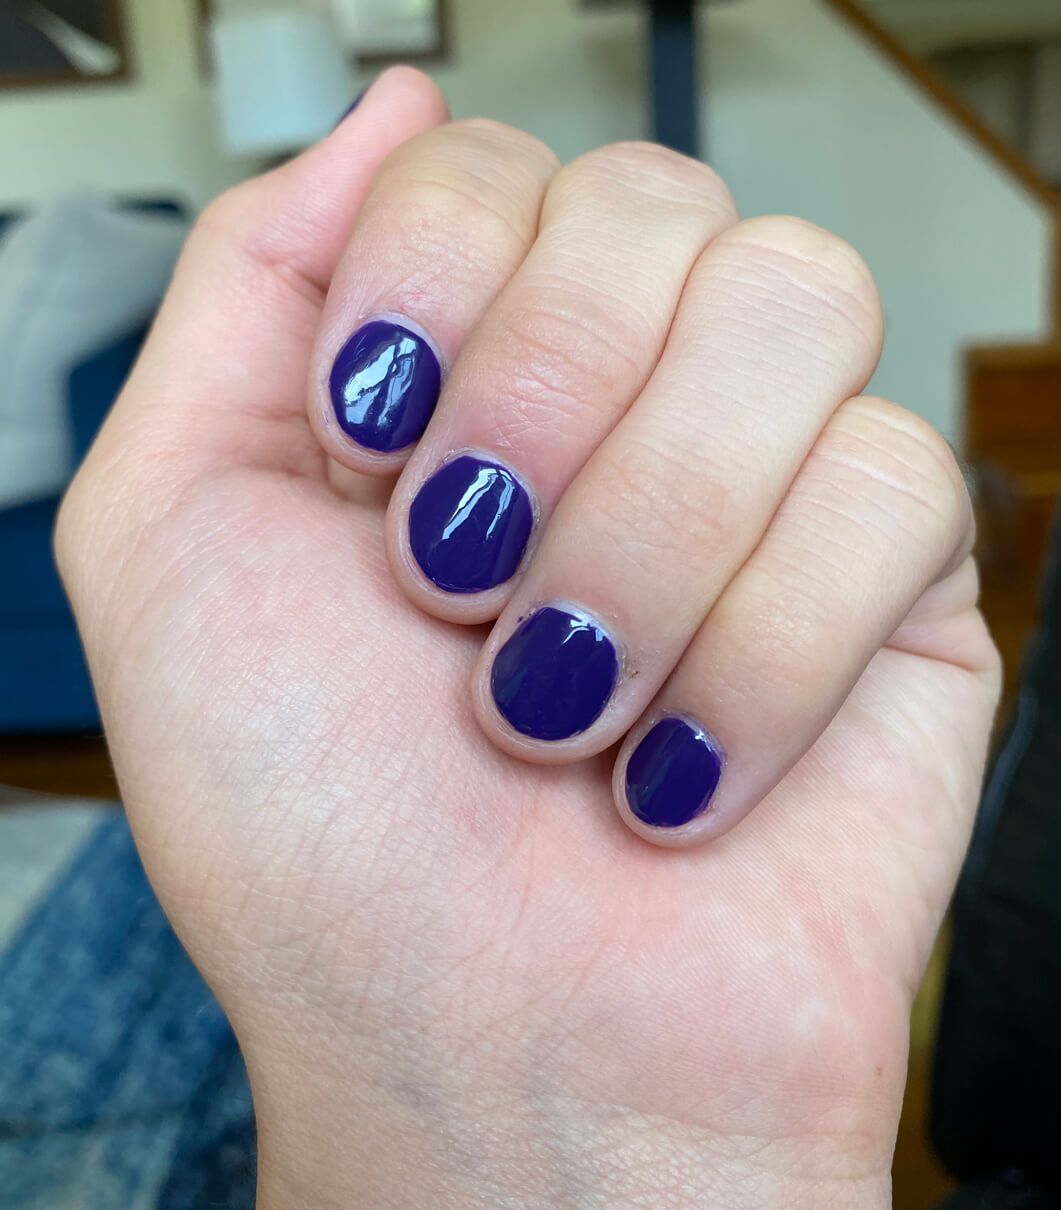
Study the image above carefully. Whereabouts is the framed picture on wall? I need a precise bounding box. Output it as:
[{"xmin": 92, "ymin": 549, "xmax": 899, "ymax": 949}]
[
  {"xmin": 330, "ymin": 0, "xmax": 448, "ymax": 63},
  {"xmin": 195, "ymin": 1, "xmax": 450, "ymax": 75},
  {"xmin": 0, "ymin": 0, "xmax": 129, "ymax": 89}
]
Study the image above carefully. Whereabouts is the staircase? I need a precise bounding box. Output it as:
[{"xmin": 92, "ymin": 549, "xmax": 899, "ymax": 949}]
[
  {"xmin": 818, "ymin": 6, "xmax": 1061, "ymax": 1208},
  {"xmin": 826, "ymin": 0, "xmax": 1061, "ymax": 619}
]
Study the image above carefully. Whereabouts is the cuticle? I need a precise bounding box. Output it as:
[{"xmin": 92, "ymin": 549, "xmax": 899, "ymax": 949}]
[{"xmin": 355, "ymin": 311, "xmax": 449, "ymax": 377}]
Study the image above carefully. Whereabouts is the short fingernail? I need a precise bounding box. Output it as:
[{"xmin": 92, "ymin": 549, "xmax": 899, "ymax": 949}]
[
  {"xmin": 625, "ymin": 716, "xmax": 724, "ymax": 828},
  {"xmin": 410, "ymin": 455, "xmax": 534, "ymax": 593},
  {"xmin": 490, "ymin": 605, "xmax": 619, "ymax": 741},
  {"xmin": 329, "ymin": 319, "xmax": 441, "ymax": 452}
]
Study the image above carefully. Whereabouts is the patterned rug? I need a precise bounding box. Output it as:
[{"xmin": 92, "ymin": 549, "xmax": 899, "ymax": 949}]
[{"xmin": 0, "ymin": 797, "xmax": 255, "ymax": 1209}]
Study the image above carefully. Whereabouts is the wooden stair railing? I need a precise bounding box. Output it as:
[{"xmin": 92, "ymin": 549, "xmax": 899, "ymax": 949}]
[
  {"xmin": 823, "ymin": 0, "xmax": 1061, "ymax": 588},
  {"xmin": 823, "ymin": 0, "xmax": 1061, "ymax": 329},
  {"xmin": 816, "ymin": 8, "xmax": 1061, "ymax": 1210},
  {"xmin": 968, "ymin": 343, "xmax": 1061, "ymax": 578}
]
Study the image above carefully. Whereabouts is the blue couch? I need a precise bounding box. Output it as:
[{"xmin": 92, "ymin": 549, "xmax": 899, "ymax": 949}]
[{"xmin": 0, "ymin": 205, "xmax": 178, "ymax": 733}]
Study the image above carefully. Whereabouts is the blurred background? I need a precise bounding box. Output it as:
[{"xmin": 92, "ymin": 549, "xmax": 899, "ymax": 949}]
[{"xmin": 1, "ymin": 1, "xmax": 1060, "ymax": 1206}]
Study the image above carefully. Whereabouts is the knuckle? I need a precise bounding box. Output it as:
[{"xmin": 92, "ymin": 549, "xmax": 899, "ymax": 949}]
[
  {"xmin": 825, "ymin": 396, "xmax": 971, "ymax": 542},
  {"xmin": 378, "ymin": 120, "xmax": 558, "ymax": 233},
  {"xmin": 719, "ymin": 215, "xmax": 883, "ymax": 350},
  {"xmin": 360, "ymin": 178, "xmax": 532, "ymax": 312},
  {"xmin": 445, "ymin": 117, "xmax": 560, "ymax": 175},
  {"xmin": 553, "ymin": 140, "xmax": 736, "ymax": 218}
]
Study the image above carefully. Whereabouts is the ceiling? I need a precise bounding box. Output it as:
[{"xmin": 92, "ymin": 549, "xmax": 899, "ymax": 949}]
[{"xmin": 862, "ymin": 0, "xmax": 1061, "ymax": 49}]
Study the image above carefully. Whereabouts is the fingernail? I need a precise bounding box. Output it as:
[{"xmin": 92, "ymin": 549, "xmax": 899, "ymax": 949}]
[
  {"xmin": 625, "ymin": 716, "xmax": 724, "ymax": 828},
  {"xmin": 410, "ymin": 455, "xmax": 533, "ymax": 594},
  {"xmin": 329, "ymin": 320, "xmax": 441, "ymax": 453},
  {"xmin": 491, "ymin": 606, "xmax": 619, "ymax": 741},
  {"xmin": 334, "ymin": 87, "xmax": 367, "ymax": 128}
]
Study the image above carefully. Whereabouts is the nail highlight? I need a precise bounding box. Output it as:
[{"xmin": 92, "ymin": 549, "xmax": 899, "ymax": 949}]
[
  {"xmin": 409, "ymin": 455, "xmax": 533, "ymax": 593},
  {"xmin": 329, "ymin": 319, "xmax": 441, "ymax": 453},
  {"xmin": 625, "ymin": 716, "xmax": 724, "ymax": 828},
  {"xmin": 490, "ymin": 606, "xmax": 619, "ymax": 741}
]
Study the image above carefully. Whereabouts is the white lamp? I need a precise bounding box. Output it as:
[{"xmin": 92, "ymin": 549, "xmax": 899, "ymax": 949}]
[{"xmin": 210, "ymin": 3, "xmax": 355, "ymax": 156}]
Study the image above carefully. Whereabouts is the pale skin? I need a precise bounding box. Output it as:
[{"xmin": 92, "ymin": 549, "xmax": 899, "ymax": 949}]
[{"xmin": 56, "ymin": 67, "xmax": 1000, "ymax": 1207}]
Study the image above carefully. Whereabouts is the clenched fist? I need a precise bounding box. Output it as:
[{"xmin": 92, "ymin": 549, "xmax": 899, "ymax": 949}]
[{"xmin": 57, "ymin": 67, "xmax": 999, "ymax": 1209}]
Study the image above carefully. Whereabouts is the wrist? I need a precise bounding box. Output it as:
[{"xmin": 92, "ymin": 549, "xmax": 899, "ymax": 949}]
[
  {"xmin": 258, "ymin": 1119, "xmax": 892, "ymax": 1210},
  {"xmin": 249, "ymin": 1038, "xmax": 895, "ymax": 1210}
]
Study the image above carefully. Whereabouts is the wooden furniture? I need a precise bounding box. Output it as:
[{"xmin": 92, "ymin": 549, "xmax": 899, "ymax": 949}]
[
  {"xmin": 0, "ymin": 734, "xmax": 116, "ymax": 801},
  {"xmin": 968, "ymin": 343, "xmax": 1061, "ymax": 579}
]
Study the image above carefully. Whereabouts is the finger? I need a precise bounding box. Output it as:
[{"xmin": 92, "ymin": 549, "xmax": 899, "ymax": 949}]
[
  {"xmin": 308, "ymin": 120, "xmax": 561, "ymax": 473},
  {"xmin": 472, "ymin": 216, "xmax": 883, "ymax": 760},
  {"xmin": 88, "ymin": 68, "xmax": 450, "ymax": 481},
  {"xmin": 384, "ymin": 142, "xmax": 738, "ymax": 621},
  {"xmin": 612, "ymin": 396, "xmax": 974, "ymax": 846}
]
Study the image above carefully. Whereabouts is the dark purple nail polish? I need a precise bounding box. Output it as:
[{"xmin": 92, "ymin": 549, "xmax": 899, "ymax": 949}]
[
  {"xmin": 491, "ymin": 606, "xmax": 619, "ymax": 741},
  {"xmin": 329, "ymin": 320, "xmax": 441, "ymax": 453},
  {"xmin": 409, "ymin": 455, "xmax": 533, "ymax": 594},
  {"xmin": 625, "ymin": 716, "xmax": 724, "ymax": 828}
]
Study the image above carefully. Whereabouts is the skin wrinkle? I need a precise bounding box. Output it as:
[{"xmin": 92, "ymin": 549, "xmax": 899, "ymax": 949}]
[
  {"xmin": 687, "ymin": 288, "xmax": 870, "ymax": 383},
  {"xmin": 360, "ymin": 125, "xmax": 557, "ymax": 260},
  {"xmin": 543, "ymin": 141, "xmax": 737, "ymax": 225},
  {"xmin": 588, "ymin": 442, "xmax": 731, "ymax": 581},
  {"xmin": 812, "ymin": 432, "xmax": 960, "ymax": 524},
  {"xmin": 714, "ymin": 220, "xmax": 883, "ymax": 340},
  {"xmin": 517, "ymin": 268, "xmax": 667, "ymax": 357},
  {"xmin": 494, "ymin": 296, "xmax": 646, "ymax": 401}
]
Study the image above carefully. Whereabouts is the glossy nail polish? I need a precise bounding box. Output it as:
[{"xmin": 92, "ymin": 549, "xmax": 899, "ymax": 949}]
[
  {"xmin": 409, "ymin": 455, "xmax": 533, "ymax": 593},
  {"xmin": 491, "ymin": 606, "xmax": 619, "ymax": 741},
  {"xmin": 329, "ymin": 320, "xmax": 441, "ymax": 452},
  {"xmin": 625, "ymin": 717, "xmax": 724, "ymax": 828}
]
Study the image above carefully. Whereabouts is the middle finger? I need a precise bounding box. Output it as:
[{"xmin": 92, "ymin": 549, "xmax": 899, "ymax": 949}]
[{"xmin": 386, "ymin": 141, "xmax": 738, "ymax": 621}]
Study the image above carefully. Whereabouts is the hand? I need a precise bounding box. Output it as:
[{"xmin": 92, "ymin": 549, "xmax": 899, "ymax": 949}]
[{"xmin": 57, "ymin": 68, "xmax": 999, "ymax": 1209}]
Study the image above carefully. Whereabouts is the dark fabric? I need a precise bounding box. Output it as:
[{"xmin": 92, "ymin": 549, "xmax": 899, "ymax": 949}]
[
  {"xmin": 0, "ymin": 811, "xmax": 256, "ymax": 1207},
  {"xmin": 0, "ymin": 322, "xmax": 146, "ymax": 733},
  {"xmin": 0, "ymin": 496, "xmax": 98, "ymax": 730},
  {"xmin": 936, "ymin": 1174, "xmax": 1061, "ymax": 1209},
  {"xmin": 931, "ymin": 519, "xmax": 1061, "ymax": 1196},
  {"xmin": 0, "ymin": 201, "xmax": 179, "ymax": 734},
  {"xmin": 0, "ymin": 497, "xmax": 98, "ymax": 731}
]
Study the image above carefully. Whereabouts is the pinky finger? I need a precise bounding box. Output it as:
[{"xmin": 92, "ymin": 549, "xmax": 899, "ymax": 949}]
[{"xmin": 612, "ymin": 396, "xmax": 975, "ymax": 847}]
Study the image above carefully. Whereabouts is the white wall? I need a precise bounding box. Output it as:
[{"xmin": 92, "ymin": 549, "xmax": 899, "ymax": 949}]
[
  {"xmin": 705, "ymin": 0, "xmax": 1053, "ymax": 441},
  {"xmin": 0, "ymin": 0, "xmax": 250, "ymax": 211},
  {"xmin": 0, "ymin": 0, "xmax": 1052, "ymax": 442}
]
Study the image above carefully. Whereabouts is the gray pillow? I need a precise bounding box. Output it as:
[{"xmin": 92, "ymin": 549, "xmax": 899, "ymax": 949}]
[{"xmin": 0, "ymin": 193, "xmax": 186, "ymax": 510}]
